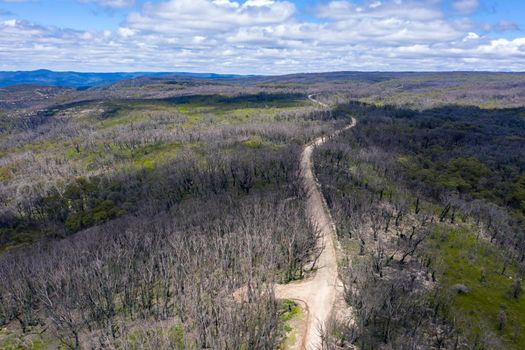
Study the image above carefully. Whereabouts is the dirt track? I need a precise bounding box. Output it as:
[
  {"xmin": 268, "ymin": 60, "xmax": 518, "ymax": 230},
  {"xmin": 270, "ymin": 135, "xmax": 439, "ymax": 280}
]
[{"xmin": 276, "ymin": 96, "xmax": 356, "ymax": 349}]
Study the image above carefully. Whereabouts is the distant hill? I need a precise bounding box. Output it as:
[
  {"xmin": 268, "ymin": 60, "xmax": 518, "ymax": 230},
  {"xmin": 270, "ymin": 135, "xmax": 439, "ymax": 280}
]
[
  {"xmin": 0, "ymin": 69, "xmax": 247, "ymax": 88},
  {"xmin": 3, "ymin": 69, "xmax": 523, "ymax": 89}
]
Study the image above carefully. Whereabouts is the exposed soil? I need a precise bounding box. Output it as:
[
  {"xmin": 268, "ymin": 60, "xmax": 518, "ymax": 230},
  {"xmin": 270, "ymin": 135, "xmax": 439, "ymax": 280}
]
[{"xmin": 276, "ymin": 96, "xmax": 355, "ymax": 349}]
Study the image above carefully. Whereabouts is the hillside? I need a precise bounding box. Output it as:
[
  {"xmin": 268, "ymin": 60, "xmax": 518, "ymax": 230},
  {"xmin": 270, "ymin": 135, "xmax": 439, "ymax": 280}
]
[{"xmin": 0, "ymin": 70, "xmax": 249, "ymax": 88}]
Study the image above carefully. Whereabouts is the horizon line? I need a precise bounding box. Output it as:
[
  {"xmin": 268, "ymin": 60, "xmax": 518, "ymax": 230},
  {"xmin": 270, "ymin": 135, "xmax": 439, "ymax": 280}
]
[{"xmin": 2, "ymin": 69, "xmax": 525, "ymax": 75}]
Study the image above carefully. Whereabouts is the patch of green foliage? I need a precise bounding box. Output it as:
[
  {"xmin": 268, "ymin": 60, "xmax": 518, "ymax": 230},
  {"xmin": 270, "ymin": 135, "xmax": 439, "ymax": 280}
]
[
  {"xmin": 278, "ymin": 299, "xmax": 301, "ymax": 347},
  {"xmin": 65, "ymin": 199, "xmax": 125, "ymax": 232},
  {"xmin": 0, "ymin": 225, "xmax": 44, "ymax": 252},
  {"xmin": 65, "ymin": 142, "xmax": 183, "ymax": 172},
  {"xmin": 242, "ymin": 136, "xmax": 282, "ymax": 150},
  {"xmin": 426, "ymin": 227, "xmax": 525, "ymax": 349},
  {"xmin": 279, "ymin": 299, "xmax": 301, "ymax": 325},
  {"xmin": 20, "ymin": 176, "xmax": 128, "ymax": 234},
  {"xmin": 0, "ymin": 327, "xmax": 58, "ymax": 350},
  {"xmin": 360, "ymin": 104, "xmax": 525, "ymax": 225},
  {"xmin": 242, "ymin": 137, "xmax": 265, "ymax": 149},
  {"xmin": 406, "ymin": 156, "xmax": 491, "ymax": 193},
  {"xmin": 508, "ymin": 175, "xmax": 525, "ymax": 217},
  {"xmin": 98, "ymin": 111, "xmax": 149, "ymax": 129},
  {"xmin": 0, "ymin": 165, "xmax": 13, "ymax": 183},
  {"xmin": 126, "ymin": 324, "xmax": 185, "ymax": 350}
]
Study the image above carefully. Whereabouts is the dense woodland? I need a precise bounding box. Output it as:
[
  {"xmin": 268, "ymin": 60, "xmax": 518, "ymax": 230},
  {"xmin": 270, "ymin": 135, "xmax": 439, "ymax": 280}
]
[
  {"xmin": 315, "ymin": 102, "xmax": 525, "ymax": 349},
  {"xmin": 1, "ymin": 72, "xmax": 525, "ymax": 349}
]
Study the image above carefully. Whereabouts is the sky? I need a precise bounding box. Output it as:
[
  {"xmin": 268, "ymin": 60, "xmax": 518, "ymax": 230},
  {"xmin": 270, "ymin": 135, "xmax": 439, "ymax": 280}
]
[{"xmin": 0, "ymin": 0, "xmax": 524, "ymax": 74}]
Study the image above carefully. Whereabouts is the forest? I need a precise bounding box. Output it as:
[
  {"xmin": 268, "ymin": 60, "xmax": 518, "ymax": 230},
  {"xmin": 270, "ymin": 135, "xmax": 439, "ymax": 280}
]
[
  {"xmin": 315, "ymin": 102, "xmax": 525, "ymax": 349},
  {"xmin": 1, "ymin": 72, "xmax": 525, "ymax": 349}
]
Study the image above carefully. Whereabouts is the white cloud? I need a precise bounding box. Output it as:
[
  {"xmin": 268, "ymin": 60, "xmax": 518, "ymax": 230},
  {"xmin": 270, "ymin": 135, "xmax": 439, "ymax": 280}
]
[
  {"xmin": 452, "ymin": 0, "xmax": 479, "ymax": 15},
  {"xmin": 192, "ymin": 35, "xmax": 206, "ymax": 44},
  {"xmin": 212, "ymin": 0, "xmax": 239, "ymax": 8},
  {"xmin": 81, "ymin": 31, "xmax": 93, "ymax": 40},
  {"xmin": 3, "ymin": 18, "xmax": 16, "ymax": 27},
  {"xmin": 476, "ymin": 38, "xmax": 525, "ymax": 57},
  {"xmin": 243, "ymin": 0, "xmax": 275, "ymax": 7},
  {"xmin": 463, "ymin": 32, "xmax": 479, "ymax": 41},
  {"xmin": 317, "ymin": 0, "xmax": 443, "ymax": 21},
  {"xmin": 0, "ymin": 0, "xmax": 524, "ymax": 73},
  {"xmin": 117, "ymin": 27, "xmax": 135, "ymax": 37},
  {"xmin": 369, "ymin": 1, "xmax": 382, "ymax": 9},
  {"xmin": 126, "ymin": 0, "xmax": 295, "ymax": 35},
  {"xmin": 80, "ymin": 0, "xmax": 135, "ymax": 8}
]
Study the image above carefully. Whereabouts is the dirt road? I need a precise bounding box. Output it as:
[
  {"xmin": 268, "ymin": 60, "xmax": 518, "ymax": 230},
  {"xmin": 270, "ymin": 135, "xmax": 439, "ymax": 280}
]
[
  {"xmin": 276, "ymin": 95, "xmax": 356, "ymax": 349},
  {"xmin": 307, "ymin": 94, "xmax": 328, "ymax": 108}
]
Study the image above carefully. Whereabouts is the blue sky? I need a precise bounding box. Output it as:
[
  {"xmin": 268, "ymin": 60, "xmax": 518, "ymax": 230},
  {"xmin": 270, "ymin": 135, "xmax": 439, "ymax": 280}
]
[{"xmin": 0, "ymin": 0, "xmax": 524, "ymax": 73}]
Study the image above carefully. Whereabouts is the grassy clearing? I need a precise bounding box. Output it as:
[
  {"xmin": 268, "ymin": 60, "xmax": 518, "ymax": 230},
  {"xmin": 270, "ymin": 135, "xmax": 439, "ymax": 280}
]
[
  {"xmin": 426, "ymin": 227, "xmax": 525, "ymax": 348},
  {"xmin": 65, "ymin": 142, "xmax": 184, "ymax": 172},
  {"xmin": 242, "ymin": 136, "xmax": 283, "ymax": 150},
  {"xmin": 97, "ymin": 111, "xmax": 151, "ymax": 129},
  {"xmin": 278, "ymin": 299, "xmax": 302, "ymax": 348}
]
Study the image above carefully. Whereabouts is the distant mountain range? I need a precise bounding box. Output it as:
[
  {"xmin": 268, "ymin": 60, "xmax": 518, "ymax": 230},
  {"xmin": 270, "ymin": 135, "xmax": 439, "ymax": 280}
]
[
  {"xmin": 0, "ymin": 69, "xmax": 247, "ymax": 88},
  {"xmin": 2, "ymin": 69, "xmax": 524, "ymax": 89}
]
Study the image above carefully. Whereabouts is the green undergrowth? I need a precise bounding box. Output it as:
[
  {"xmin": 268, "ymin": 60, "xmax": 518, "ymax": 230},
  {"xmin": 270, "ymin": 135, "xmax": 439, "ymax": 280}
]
[
  {"xmin": 66, "ymin": 141, "xmax": 186, "ymax": 172},
  {"xmin": 0, "ymin": 225, "xmax": 45, "ymax": 253},
  {"xmin": 275, "ymin": 267, "xmax": 305, "ymax": 284},
  {"xmin": 0, "ymin": 164, "xmax": 14, "ymax": 183},
  {"xmin": 278, "ymin": 299, "xmax": 302, "ymax": 348},
  {"xmin": 320, "ymin": 143, "xmax": 525, "ymax": 348},
  {"xmin": 1, "ymin": 95, "xmax": 310, "ymax": 174},
  {"xmin": 399, "ymin": 152, "xmax": 525, "ymax": 229},
  {"xmin": 0, "ymin": 327, "xmax": 60, "ymax": 350},
  {"xmin": 125, "ymin": 324, "xmax": 185, "ymax": 350},
  {"xmin": 96, "ymin": 96, "xmax": 310, "ymax": 128},
  {"xmin": 425, "ymin": 227, "xmax": 525, "ymax": 348},
  {"xmin": 343, "ymin": 157, "xmax": 443, "ymax": 216},
  {"xmin": 242, "ymin": 136, "xmax": 283, "ymax": 150}
]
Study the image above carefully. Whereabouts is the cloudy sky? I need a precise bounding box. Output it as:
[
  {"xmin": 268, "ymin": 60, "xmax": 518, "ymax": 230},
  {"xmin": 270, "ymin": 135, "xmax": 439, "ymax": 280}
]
[{"xmin": 1, "ymin": 0, "xmax": 524, "ymax": 73}]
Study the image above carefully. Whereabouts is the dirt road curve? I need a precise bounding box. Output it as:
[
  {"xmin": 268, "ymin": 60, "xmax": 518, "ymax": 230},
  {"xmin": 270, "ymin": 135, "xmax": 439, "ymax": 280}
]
[
  {"xmin": 275, "ymin": 95, "xmax": 356, "ymax": 350},
  {"xmin": 307, "ymin": 94, "xmax": 328, "ymax": 108}
]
